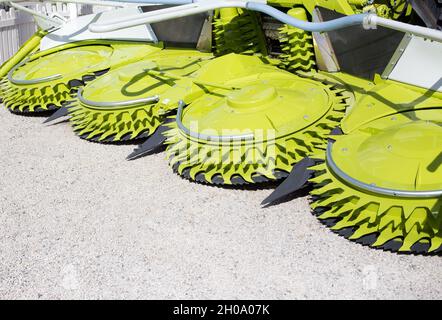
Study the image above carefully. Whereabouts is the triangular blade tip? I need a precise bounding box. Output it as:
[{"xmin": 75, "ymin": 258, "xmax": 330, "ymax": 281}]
[
  {"xmin": 260, "ymin": 195, "xmax": 275, "ymax": 207},
  {"xmin": 43, "ymin": 107, "xmax": 69, "ymax": 125}
]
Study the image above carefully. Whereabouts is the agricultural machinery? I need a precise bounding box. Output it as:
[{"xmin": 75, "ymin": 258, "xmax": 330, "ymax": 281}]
[{"xmin": 0, "ymin": 0, "xmax": 441, "ymax": 254}]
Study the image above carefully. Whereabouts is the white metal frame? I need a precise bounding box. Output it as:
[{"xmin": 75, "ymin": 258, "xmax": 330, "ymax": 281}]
[{"xmin": 87, "ymin": 0, "xmax": 442, "ymax": 43}]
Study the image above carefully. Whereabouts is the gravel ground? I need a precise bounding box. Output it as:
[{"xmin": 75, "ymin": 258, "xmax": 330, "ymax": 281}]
[{"xmin": 0, "ymin": 106, "xmax": 441, "ymax": 300}]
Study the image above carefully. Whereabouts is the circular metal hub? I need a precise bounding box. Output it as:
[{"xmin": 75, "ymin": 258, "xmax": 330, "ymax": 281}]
[{"xmin": 227, "ymin": 85, "xmax": 277, "ymax": 109}]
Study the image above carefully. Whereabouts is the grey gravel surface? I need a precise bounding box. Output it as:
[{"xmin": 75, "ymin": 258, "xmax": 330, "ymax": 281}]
[{"xmin": 0, "ymin": 106, "xmax": 441, "ymax": 300}]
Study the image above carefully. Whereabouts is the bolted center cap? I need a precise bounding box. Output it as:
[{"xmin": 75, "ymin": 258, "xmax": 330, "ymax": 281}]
[{"xmin": 227, "ymin": 85, "xmax": 277, "ymax": 109}]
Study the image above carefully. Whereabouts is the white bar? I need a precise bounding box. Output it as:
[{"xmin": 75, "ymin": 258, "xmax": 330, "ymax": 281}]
[
  {"xmin": 367, "ymin": 15, "xmax": 442, "ymax": 42},
  {"xmin": 88, "ymin": 0, "xmax": 442, "ymax": 43}
]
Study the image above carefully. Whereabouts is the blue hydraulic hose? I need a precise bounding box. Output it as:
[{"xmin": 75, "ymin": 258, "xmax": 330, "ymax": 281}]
[{"xmin": 247, "ymin": 2, "xmax": 368, "ymax": 32}]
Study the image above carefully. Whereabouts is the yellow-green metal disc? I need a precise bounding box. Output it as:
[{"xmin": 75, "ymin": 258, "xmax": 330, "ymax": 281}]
[
  {"xmin": 341, "ymin": 81, "xmax": 441, "ymax": 133},
  {"xmin": 67, "ymin": 49, "xmax": 213, "ymax": 142},
  {"xmin": 82, "ymin": 50, "xmax": 209, "ymax": 106},
  {"xmin": 0, "ymin": 41, "xmax": 160, "ymax": 113},
  {"xmin": 332, "ymin": 117, "xmax": 442, "ymax": 192},
  {"xmin": 181, "ymin": 77, "xmax": 333, "ymax": 140},
  {"xmin": 165, "ymin": 62, "xmax": 351, "ymax": 185},
  {"xmin": 310, "ymin": 108, "xmax": 442, "ymax": 254}
]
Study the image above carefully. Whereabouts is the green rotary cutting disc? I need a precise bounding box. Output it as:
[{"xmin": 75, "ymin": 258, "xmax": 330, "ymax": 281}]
[
  {"xmin": 65, "ymin": 49, "xmax": 213, "ymax": 143},
  {"xmin": 163, "ymin": 54, "xmax": 352, "ymax": 185},
  {"xmin": 309, "ymin": 79, "xmax": 442, "ymax": 254}
]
